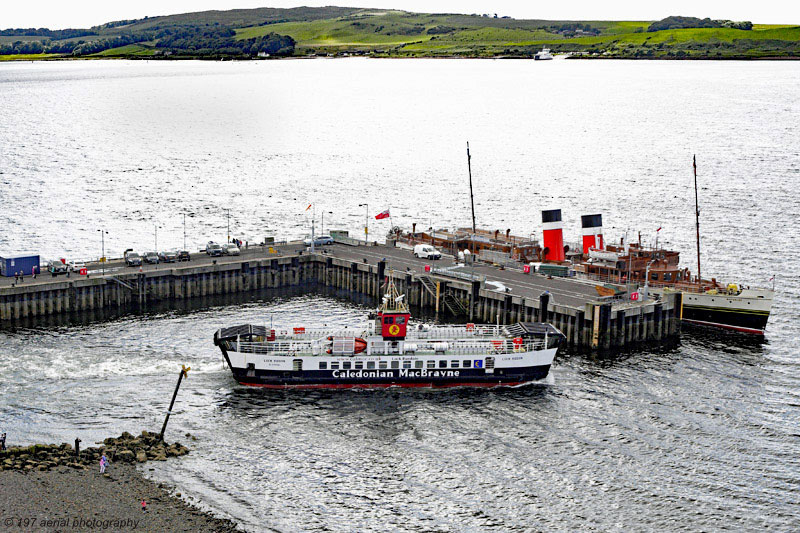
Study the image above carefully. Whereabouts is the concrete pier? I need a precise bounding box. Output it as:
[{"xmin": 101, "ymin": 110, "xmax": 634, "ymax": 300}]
[{"xmin": 0, "ymin": 243, "xmax": 681, "ymax": 351}]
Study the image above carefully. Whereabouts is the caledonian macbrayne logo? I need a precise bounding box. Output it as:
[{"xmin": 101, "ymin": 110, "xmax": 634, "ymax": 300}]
[{"xmin": 389, "ymin": 324, "xmax": 400, "ymax": 335}]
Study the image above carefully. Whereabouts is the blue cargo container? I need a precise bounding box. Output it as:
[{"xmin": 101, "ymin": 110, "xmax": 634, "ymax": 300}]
[{"xmin": 0, "ymin": 255, "xmax": 40, "ymax": 277}]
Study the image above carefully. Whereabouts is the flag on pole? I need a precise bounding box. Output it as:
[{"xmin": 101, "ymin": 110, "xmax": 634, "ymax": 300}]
[
  {"xmin": 768, "ymin": 275, "xmax": 775, "ymax": 281},
  {"xmin": 306, "ymin": 204, "xmax": 312, "ymax": 211},
  {"xmin": 375, "ymin": 209, "xmax": 390, "ymax": 220},
  {"xmin": 656, "ymin": 227, "xmax": 662, "ymax": 232}
]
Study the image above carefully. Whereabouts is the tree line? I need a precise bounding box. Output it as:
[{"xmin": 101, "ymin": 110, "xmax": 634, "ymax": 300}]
[
  {"xmin": 0, "ymin": 24, "xmax": 295, "ymax": 57},
  {"xmin": 648, "ymin": 16, "xmax": 753, "ymax": 32}
]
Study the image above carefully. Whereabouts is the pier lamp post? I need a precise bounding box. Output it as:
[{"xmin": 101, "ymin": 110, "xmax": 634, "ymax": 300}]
[
  {"xmin": 358, "ymin": 203, "xmax": 369, "ymax": 245},
  {"xmin": 183, "ymin": 213, "xmax": 186, "ymax": 251},
  {"xmin": 154, "ymin": 224, "xmax": 160, "ymax": 254},
  {"xmin": 226, "ymin": 209, "xmax": 231, "ymax": 243},
  {"xmin": 97, "ymin": 229, "xmax": 108, "ymax": 276},
  {"xmin": 321, "ymin": 211, "xmax": 333, "ymax": 236}
]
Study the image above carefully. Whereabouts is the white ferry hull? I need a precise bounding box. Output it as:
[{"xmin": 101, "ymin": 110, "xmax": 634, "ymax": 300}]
[{"xmin": 220, "ymin": 347, "xmax": 558, "ymax": 389}]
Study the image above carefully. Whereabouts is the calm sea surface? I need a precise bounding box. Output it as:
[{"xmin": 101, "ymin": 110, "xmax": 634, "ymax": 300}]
[{"xmin": 0, "ymin": 59, "xmax": 799, "ymax": 531}]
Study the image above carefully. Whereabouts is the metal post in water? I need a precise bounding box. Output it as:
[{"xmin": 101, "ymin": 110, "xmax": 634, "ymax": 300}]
[
  {"xmin": 159, "ymin": 365, "xmax": 190, "ymax": 441},
  {"xmin": 467, "ymin": 142, "xmax": 476, "ymax": 234}
]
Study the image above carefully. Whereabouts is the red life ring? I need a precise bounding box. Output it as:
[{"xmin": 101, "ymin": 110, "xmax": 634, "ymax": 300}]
[
  {"xmin": 466, "ymin": 323, "xmax": 475, "ymax": 331},
  {"xmin": 512, "ymin": 337, "xmax": 523, "ymax": 347}
]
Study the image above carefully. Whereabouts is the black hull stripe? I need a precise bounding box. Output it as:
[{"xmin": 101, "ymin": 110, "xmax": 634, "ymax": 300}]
[
  {"xmin": 682, "ymin": 305, "xmax": 769, "ymax": 332},
  {"xmin": 683, "ymin": 304, "xmax": 769, "ymax": 316}
]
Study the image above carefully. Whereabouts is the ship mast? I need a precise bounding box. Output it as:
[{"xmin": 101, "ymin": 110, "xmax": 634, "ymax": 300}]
[
  {"xmin": 467, "ymin": 142, "xmax": 476, "ymax": 234},
  {"xmin": 693, "ymin": 155, "xmax": 701, "ymax": 284}
]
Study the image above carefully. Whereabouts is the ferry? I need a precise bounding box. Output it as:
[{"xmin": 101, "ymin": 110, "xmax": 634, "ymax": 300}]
[
  {"xmin": 534, "ymin": 48, "xmax": 554, "ymax": 60},
  {"xmin": 214, "ymin": 278, "xmax": 565, "ymax": 389}
]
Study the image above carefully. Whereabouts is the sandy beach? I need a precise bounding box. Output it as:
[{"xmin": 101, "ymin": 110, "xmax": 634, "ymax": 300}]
[{"xmin": 0, "ymin": 463, "xmax": 240, "ymax": 532}]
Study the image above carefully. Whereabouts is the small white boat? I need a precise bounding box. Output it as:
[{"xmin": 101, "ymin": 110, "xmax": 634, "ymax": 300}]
[{"xmin": 535, "ymin": 48, "xmax": 553, "ymax": 61}]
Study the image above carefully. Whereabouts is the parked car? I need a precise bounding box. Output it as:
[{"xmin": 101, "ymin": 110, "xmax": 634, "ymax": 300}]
[
  {"xmin": 414, "ymin": 244, "xmax": 442, "ymax": 260},
  {"xmin": 67, "ymin": 260, "xmax": 86, "ymax": 273},
  {"xmin": 47, "ymin": 260, "xmax": 69, "ymax": 276},
  {"xmin": 144, "ymin": 252, "xmax": 159, "ymax": 264},
  {"xmin": 222, "ymin": 244, "xmax": 240, "ymax": 256},
  {"xmin": 124, "ymin": 252, "xmax": 142, "ymax": 267},
  {"xmin": 177, "ymin": 250, "xmax": 191, "ymax": 262},
  {"xmin": 158, "ymin": 251, "xmax": 177, "ymax": 263},
  {"xmin": 205, "ymin": 242, "xmax": 223, "ymax": 257},
  {"xmin": 303, "ymin": 235, "xmax": 334, "ymax": 246}
]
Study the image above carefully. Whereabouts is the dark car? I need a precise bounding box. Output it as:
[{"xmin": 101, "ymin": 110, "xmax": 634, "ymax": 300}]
[
  {"xmin": 158, "ymin": 251, "xmax": 177, "ymax": 263},
  {"xmin": 125, "ymin": 252, "xmax": 142, "ymax": 267},
  {"xmin": 177, "ymin": 250, "xmax": 191, "ymax": 262},
  {"xmin": 144, "ymin": 252, "xmax": 159, "ymax": 264},
  {"xmin": 47, "ymin": 260, "xmax": 69, "ymax": 276},
  {"xmin": 205, "ymin": 242, "xmax": 223, "ymax": 257}
]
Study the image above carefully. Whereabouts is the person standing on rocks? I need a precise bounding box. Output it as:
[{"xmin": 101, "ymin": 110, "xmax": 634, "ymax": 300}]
[
  {"xmin": 141, "ymin": 500, "xmax": 148, "ymax": 513},
  {"xmin": 0, "ymin": 432, "xmax": 6, "ymax": 451},
  {"xmin": 100, "ymin": 453, "xmax": 108, "ymax": 473}
]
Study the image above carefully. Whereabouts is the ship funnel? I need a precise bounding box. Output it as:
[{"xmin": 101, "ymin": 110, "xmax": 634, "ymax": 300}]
[
  {"xmin": 581, "ymin": 214, "xmax": 603, "ymax": 254},
  {"xmin": 541, "ymin": 209, "xmax": 565, "ymax": 262}
]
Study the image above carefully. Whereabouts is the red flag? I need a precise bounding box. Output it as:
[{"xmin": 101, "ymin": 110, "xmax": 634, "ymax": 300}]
[
  {"xmin": 305, "ymin": 204, "xmax": 312, "ymax": 211},
  {"xmin": 375, "ymin": 209, "xmax": 390, "ymax": 220},
  {"xmin": 656, "ymin": 227, "xmax": 662, "ymax": 232}
]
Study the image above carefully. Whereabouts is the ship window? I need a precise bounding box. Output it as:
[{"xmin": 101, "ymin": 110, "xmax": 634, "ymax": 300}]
[
  {"xmin": 651, "ymin": 272, "xmax": 658, "ymax": 281},
  {"xmin": 403, "ymin": 360, "xmax": 411, "ymax": 369},
  {"xmin": 319, "ymin": 362, "xmax": 327, "ymax": 370},
  {"xmin": 391, "ymin": 360, "xmax": 399, "ymax": 369},
  {"xmin": 427, "ymin": 360, "xmax": 435, "ymax": 369},
  {"xmin": 379, "ymin": 361, "xmax": 387, "ymax": 369},
  {"xmin": 384, "ymin": 316, "xmax": 394, "ymax": 324},
  {"xmin": 355, "ymin": 361, "xmax": 363, "ymax": 370},
  {"xmin": 415, "ymin": 360, "xmax": 423, "ymax": 369},
  {"xmin": 343, "ymin": 361, "xmax": 351, "ymax": 370},
  {"xmin": 439, "ymin": 360, "xmax": 447, "ymax": 368},
  {"xmin": 664, "ymin": 273, "xmax": 672, "ymax": 281},
  {"xmin": 463, "ymin": 360, "xmax": 471, "ymax": 368},
  {"xmin": 396, "ymin": 316, "xmax": 406, "ymax": 325},
  {"xmin": 451, "ymin": 360, "xmax": 459, "ymax": 368},
  {"xmin": 367, "ymin": 361, "xmax": 375, "ymax": 369},
  {"xmin": 330, "ymin": 362, "xmax": 339, "ymax": 370}
]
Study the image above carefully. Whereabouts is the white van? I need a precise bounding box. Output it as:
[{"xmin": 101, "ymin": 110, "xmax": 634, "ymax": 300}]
[{"xmin": 414, "ymin": 244, "xmax": 442, "ymax": 260}]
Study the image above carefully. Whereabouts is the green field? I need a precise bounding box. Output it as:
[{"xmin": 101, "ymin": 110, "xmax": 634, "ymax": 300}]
[
  {"xmin": 1, "ymin": 7, "xmax": 798, "ymax": 60},
  {"xmin": 0, "ymin": 53, "xmax": 63, "ymax": 61}
]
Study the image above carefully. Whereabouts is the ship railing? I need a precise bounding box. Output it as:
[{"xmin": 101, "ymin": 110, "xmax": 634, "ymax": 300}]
[
  {"xmin": 268, "ymin": 327, "xmax": 368, "ymax": 340},
  {"xmin": 226, "ymin": 340, "xmax": 316, "ymax": 355},
  {"xmin": 398, "ymin": 339, "xmax": 547, "ymax": 355},
  {"xmin": 406, "ymin": 324, "xmax": 507, "ymax": 339}
]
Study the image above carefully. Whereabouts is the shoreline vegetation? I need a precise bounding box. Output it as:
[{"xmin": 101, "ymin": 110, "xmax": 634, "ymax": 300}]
[
  {"xmin": 0, "ymin": 431, "xmax": 240, "ymax": 532},
  {"xmin": 0, "ymin": 8, "xmax": 797, "ymax": 62}
]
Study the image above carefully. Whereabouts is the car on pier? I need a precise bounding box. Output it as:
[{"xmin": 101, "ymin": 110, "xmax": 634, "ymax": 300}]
[
  {"xmin": 414, "ymin": 244, "xmax": 442, "ymax": 260},
  {"xmin": 144, "ymin": 252, "xmax": 159, "ymax": 264},
  {"xmin": 222, "ymin": 244, "xmax": 240, "ymax": 256},
  {"xmin": 158, "ymin": 251, "xmax": 177, "ymax": 263},
  {"xmin": 205, "ymin": 242, "xmax": 223, "ymax": 257},
  {"xmin": 303, "ymin": 235, "xmax": 334, "ymax": 246},
  {"xmin": 47, "ymin": 260, "xmax": 69, "ymax": 276},
  {"xmin": 177, "ymin": 250, "xmax": 191, "ymax": 262},
  {"xmin": 67, "ymin": 260, "xmax": 86, "ymax": 273},
  {"xmin": 124, "ymin": 252, "xmax": 141, "ymax": 267}
]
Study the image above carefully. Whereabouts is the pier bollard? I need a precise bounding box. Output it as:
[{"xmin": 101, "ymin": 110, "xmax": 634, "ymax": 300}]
[{"xmin": 538, "ymin": 291, "xmax": 550, "ymax": 322}]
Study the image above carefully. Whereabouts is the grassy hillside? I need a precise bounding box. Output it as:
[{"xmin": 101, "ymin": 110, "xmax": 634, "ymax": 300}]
[{"xmin": 0, "ymin": 7, "xmax": 797, "ymax": 60}]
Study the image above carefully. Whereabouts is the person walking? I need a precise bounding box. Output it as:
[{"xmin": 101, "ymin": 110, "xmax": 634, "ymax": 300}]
[
  {"xmin": 100, "ymin": 453, "xmax": 108, "ymax": 473},
  {"xmin": 14, "ymin": 272, "xmax": 18, "ymax": 283},
  {"xmin": 141, "ymin": 500, "xmax": 148, "ymax": 513}
]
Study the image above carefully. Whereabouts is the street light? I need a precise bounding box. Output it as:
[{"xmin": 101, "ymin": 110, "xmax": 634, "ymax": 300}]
[
  {"xmin": 358, "ymin": 203, "xmax": 369, "ymax": 245},
  {"xmin": 183, "ymin": 213, "xmax": 187, "ymax": 251},
  {"xmin": 226, "ymin": 209, "xmax": 231, "ymax": 243},
  {"xmin": 321, "ymin": 211, "xmax": 333, "ymax": 236},
  {"xmin": 154, "ymin": 224, "xmax": 160, "ymax": 253},
  {"xmin": 97, "ymin": 229, "xmax": 108, "ymax": 276}
]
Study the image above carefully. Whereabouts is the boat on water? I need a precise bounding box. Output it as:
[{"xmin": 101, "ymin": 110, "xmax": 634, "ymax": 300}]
[
  {"xmin": 572, "ymin": 157, "xmax": 774, "ymax": 335},
  {"xmin": 214, "ymin": 277, "xmax": 565, "ymax": 389},
  {"xmin": 535, "ymin": 48, "xmax": 554, "ymax": 60}
]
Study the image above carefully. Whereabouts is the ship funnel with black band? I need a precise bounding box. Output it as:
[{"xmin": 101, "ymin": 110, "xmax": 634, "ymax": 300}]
[
  {"xmin": 541, "ymin": 209, "xmax": 565, "ymax": 262},
  {"xmin": 581, "ymin": 214, "xmax": 604, "ymax": 254}
]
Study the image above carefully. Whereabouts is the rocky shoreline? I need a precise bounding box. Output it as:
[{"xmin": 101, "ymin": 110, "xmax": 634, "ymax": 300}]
[{"xmin": 0, "ymin": 431, "xmax": 241, "ymax": 532}]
